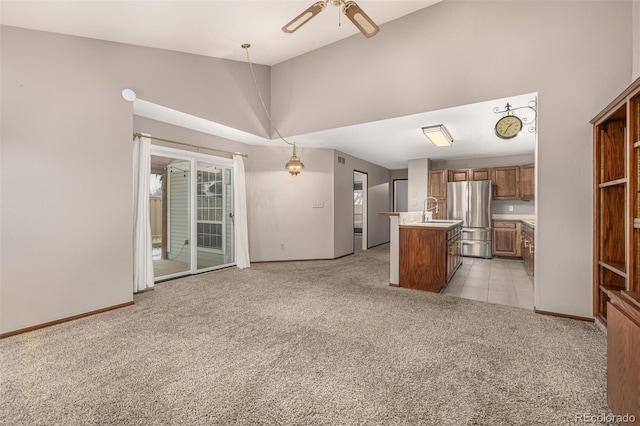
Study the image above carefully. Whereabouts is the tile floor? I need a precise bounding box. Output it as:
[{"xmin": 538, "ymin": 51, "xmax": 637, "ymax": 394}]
[{"xmin": 441, "ymin": 257, "xmax": 534, "ymax": 309}]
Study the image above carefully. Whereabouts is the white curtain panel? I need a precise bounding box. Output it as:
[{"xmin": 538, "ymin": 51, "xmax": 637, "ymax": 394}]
[
  {"xmin": 133, "ymin": 135, "xmax": 155, "ymax": 292},
  {"xmin": 233, "ymin": 155, "xmax": 251, "ymax": 268}
]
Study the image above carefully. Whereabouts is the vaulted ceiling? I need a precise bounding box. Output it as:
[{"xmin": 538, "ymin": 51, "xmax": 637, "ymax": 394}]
[{"xmin": 1, "ymin": 1, "xmax": 536, "ymax": 169}]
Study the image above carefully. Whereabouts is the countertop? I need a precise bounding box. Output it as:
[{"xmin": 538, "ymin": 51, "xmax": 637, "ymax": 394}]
[
  {"xmin": 493, "ymin": 214, "xmax": 535, "ymax": 228},
  {"xmin": 399, "ymin": 220, "xmax": 463, "ymax": 230}
]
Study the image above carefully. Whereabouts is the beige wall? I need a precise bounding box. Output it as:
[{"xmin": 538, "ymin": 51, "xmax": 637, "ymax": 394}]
[
  {"xmin": 0, "ymin": 26, "xmax": 272, "ymax": 333},
  {"xmin": 248, "ymin": 145, "xmax": 336, "ymax": 261},
  {"xmin": 407, "ymin": 159, "xmax": 429, "ymax": 212},
  {"xmin": 333, "ymin": 150, "xmax": 391, "ymax": 258},
  {"xmin": 634, "ymin": 0, "xmax": 640, "ymax": 81},
  {"xmin": 271, "ymin": 1, "xmax": 633, "ymax": 318},
  {"xmin": 0, "ymin": 0, "xmax": 636, "ymax": 331}
]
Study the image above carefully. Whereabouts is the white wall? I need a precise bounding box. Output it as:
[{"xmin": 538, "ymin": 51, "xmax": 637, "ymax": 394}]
[
  {"xmin": 407, "ymin": 159, "xmax": 429, "ymax": 212},
  {"xmin": 333, "ymin": 150, "xmax": 391, "ymax": 257},
  {"xmin": 0, "ymin": 26, "xmax": 272, "ymax": 334},
  {"xmin": 0, "ymin": 0, "xmax": 636, "ymax": 331},
  {"xmin": 271, "ymin": 1, "xmax": 633, "ymax": 318},
  {"xmin": 390, "ymin": 170, "xmax": 409, "ymax": 211},
  {"xmin": 634, "ymin": 0, "xmax": 640, "ymax": 81},
  {"xmin": 248, "ymin": 145, "xmax": 335, "ymax": 261}
]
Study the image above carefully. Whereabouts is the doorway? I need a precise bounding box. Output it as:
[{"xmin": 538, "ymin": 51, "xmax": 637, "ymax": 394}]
[
  {"xmin": 393, "ymin": 179, "xmax": 408, "ymax": 212},
  {"xmin": 150, "ymin": 146, "xmax": 235, "ymax": 281},
  {"xmin": 354, "ymin": 171, "xmax": 368, "ymax": 252}
]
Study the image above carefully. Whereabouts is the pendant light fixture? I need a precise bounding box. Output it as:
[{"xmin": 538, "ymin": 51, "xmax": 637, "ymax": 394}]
[{"xmin": 242, "ymin": 44, "xmax": 305, "ymax": 176}]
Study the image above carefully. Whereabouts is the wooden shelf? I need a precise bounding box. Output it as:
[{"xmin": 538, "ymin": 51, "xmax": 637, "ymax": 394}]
[
  {"xmin": 598, "ymin": 178, "xmax": 628, "ymax": 188},
  {"xmin": 599, "ymin": 261, "xmax": 627, "ymax": 278},
  {"xmin": 621, "ymin": 290, "xmax": 640, "ymax": 310}
]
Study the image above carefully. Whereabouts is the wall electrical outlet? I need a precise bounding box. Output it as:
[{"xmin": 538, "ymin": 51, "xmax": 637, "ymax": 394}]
[
  {"xmin": 184, "ymin": 239, "xmax": 189, "ymax": 245},
  {"xmin": 508, "ymin": 205, "xmax": 514, "ymax": 212}
]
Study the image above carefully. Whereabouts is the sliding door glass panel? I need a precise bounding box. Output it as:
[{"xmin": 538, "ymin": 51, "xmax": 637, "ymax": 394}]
[
  {"xmin": 150, "ymin": 155, "xmax": 191, "ymax": 279},
  {"xmin": 196, "ymin": 161, "xmax": 234, "ymax": 271}
]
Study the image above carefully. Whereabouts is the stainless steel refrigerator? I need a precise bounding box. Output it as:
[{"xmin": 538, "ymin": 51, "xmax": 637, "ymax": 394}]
[{"xmin": 447, "ymin": 180, "xmax": 492, "ymax": 258}]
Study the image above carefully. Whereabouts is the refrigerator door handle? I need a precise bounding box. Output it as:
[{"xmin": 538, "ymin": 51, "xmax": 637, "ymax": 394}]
[{"xmin": 466, "ymin": 183, "xmax": 470, "ymax": 226}]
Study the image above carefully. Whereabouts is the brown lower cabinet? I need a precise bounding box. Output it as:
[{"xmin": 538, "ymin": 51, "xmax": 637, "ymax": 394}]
[
  {"xmin": 521, "ymin": 222, "xmax": 535, "ymax": 276},
  {"xmin": 606, "ymin": 290, "xmax": 640, "ymax": 425},
  {"xmin": 399, "ymin": 224, "xmax": 462, "ymax": 292},
  {"xmin": 492, "ymin": 221, "xmax": 521, "ymax": 257}
]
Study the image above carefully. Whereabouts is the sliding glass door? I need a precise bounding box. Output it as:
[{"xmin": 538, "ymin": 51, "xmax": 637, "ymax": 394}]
[
  {"xmin": 150, "ymin": 154, "xmax": 192, "ymax": 278},
  {"xmin": 196, "ymin": 161, "xmax": 234, "ymax": 270},
  {"xmin": 150, "ymin": 146, "xmax": 235, "ymax": 281}
]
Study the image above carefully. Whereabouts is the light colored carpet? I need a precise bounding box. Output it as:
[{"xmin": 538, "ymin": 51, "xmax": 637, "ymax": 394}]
[{"xmin": 0, "ymin": 245, "xmax": 615, "ymax": 425}]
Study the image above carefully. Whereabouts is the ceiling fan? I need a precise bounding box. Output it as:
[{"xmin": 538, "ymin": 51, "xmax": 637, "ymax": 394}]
[{"xmin": 282, "ymin": 1, "xmax": 380, "ymax": 39}]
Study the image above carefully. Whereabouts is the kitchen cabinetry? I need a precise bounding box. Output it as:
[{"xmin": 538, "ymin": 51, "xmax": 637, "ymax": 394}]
[
  {"xmin": 448, "ymin": 169, "xmax": 469, "ymax": 182},
  {"xmin": 448, "ymin": 168, "xmax": 492, "ymax": 182},
  {"xmin": 399, "ymin": 222, "xmax": 462, "ymax": 292},
  {"xmin": 428, "ymin": 170, "xmax": 448, "ymax": 220},
  {"xmin": 492, "ymin": 221, "xmax": 521, "ymax": 257},
  {"xmin": 428, "ymin": 170, "xmax": 447, "ymax": 198},
  {"xmin": 469, "ymin": 168, "xmax": 491, "ymax": 181},
  {"xmin": 519, "ymin": 164, "xmax": 535, "ymax": 200},
  {"xmin": 492, "ymin": 166, "xmax": 519, "ymax": 199},
  {"xmin": 446, "ymin": 226, "xmax": 462, "ymax": 281},
  {"xmin": 521, "ymin": 222, "xmax": 535, "ymax": 276}
]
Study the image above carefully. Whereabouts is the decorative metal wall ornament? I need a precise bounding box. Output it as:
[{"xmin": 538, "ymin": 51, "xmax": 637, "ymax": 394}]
[{"xmin": 493, "ymin": 100, "xmax": 537, "ymax": 139}]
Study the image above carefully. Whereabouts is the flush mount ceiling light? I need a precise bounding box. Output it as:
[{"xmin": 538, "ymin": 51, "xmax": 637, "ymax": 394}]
[
  {"xmin": 242, "ymin": 44, "xmax": 305, "ymax": 176},
  {"xmin": 422, "ymin": 125, "xmax": 453, "ymax": 147},
  {"xmin": 283, "ymin": 0, "xmax": 380, "ymax": 39}
]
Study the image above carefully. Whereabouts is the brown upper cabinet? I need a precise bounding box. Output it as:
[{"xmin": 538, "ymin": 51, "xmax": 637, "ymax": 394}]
[
  {"xmin": 428, "ymin": 170, "xmax": 448, "ymax": 198},
  {"xmin": 428, "ymin": 170, "xmax": 448, "ymax": 220},
  {"xmin": 448, "ymin": 169, "xmax": 468, "ymax": 182},
  {"xmin": 520, "ymin": 164, "xmax": 535, "ymax": 200},
  {"xmin": 469, "ymin": 168, "xmax": 491, "ymax": 181},
  {"xmin": 492, "ymin": 166, "xmax": 520, "ymax": 199}
]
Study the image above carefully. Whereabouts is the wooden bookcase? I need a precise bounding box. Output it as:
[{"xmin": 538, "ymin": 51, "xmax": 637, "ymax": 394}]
[
  {"xmin": 593, "ymin": 77, "xmax": 640, "ymax": 424},
  {"xmin": 592, "ymin": 77, "xmax": 640, "ymax": 324}
]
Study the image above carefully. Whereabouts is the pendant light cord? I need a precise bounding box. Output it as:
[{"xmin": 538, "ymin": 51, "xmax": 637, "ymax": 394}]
[{"xmin": 242, "ymin": 44, "xmax": 295, "ymax": 147}]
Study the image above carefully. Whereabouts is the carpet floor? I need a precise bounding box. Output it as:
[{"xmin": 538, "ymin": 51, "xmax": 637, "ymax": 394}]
[{"xmin": 0, "ymin": 245, "xmax": 615, "ymax": 425}]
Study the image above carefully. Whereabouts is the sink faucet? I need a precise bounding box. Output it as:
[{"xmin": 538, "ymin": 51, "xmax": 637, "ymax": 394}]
[{"xmin": 423, "ymin": 196, "xmax": 439, "ymax": 222}]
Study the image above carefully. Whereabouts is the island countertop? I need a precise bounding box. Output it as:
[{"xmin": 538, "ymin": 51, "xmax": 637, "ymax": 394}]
[{"xmin": 399, "ymin": 220, "xmax": 463, "ymax": 230}]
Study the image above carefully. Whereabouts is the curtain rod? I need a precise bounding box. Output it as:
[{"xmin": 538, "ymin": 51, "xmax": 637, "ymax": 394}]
[{"xmin": 133, "ymin": 132, "xmax": 249, "ymax": 158}]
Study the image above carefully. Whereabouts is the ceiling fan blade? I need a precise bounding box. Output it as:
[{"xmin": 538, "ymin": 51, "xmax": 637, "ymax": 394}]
[
  {"xmin": 282, "ymin": 1, "xmax": 327, "ymax": 34},
  {"xmin": 342, "ymin": 1, "xmax": 379, "ymax": 38}
]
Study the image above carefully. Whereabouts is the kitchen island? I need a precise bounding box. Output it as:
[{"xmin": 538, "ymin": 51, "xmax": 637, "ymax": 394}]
[
  {"xmin": 380, "ymin": 212, "xmax": 463, "ymax": 292},
  {"xmin": 399, "ymin": 221, "xmax": 463, "ymax": 292}
]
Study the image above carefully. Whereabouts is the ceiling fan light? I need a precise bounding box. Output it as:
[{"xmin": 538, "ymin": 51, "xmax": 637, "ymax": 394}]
[
  {"xmin": 282, "ymin": 1, "xmax": 326, "ymax": 33},
  {"xmin": 343, "ymin": 1, "xmax": 379, "ymax": 38},
  {"xmin": 422, "ymin": 125, "xmax": 453, "ymax": 147}
]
